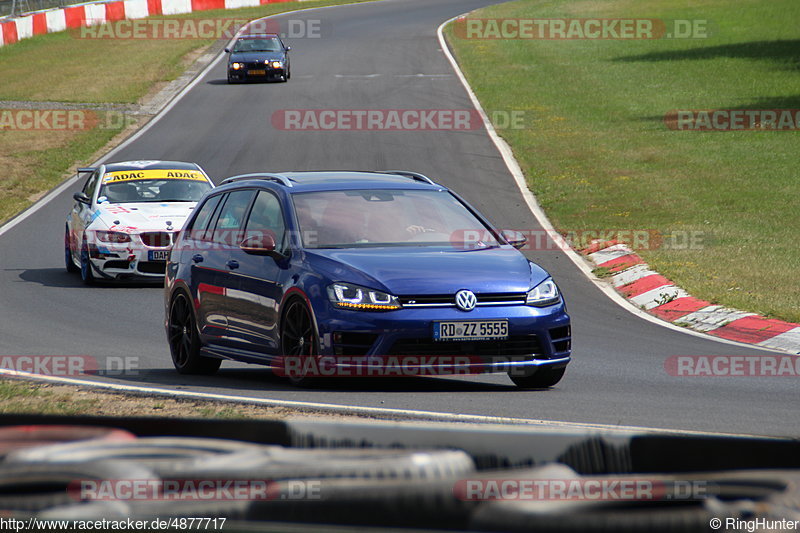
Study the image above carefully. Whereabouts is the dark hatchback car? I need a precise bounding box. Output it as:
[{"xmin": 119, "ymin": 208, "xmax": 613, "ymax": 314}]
[
  {"xmin": 225, "ymin": 33, "xmax": 290, "ymax": 83},
  {"xmin": 164, "ymin": 171, "xmax": 571, "ymax": 388}
]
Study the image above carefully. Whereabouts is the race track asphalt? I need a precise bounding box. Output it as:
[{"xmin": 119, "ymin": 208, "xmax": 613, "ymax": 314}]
[{"xmin": 0, "ymin": 0, "xmax": 795, "ymax": 437}]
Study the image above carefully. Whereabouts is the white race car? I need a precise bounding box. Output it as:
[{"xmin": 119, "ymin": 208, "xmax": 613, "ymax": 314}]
[{"xmin": 65, "ymin": 160, "xmax": 214, "ymax": 283}]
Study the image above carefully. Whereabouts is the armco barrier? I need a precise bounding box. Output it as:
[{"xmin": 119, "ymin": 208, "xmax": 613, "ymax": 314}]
[{"xmin": 0, "ymin": 0, "xmax": 297, "ymax": 46}]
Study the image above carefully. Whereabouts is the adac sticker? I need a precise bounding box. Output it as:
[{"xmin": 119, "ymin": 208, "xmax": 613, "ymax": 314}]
[{"xmin": 102, "ymin": 169, "xmax": 207, "ymax": 183}]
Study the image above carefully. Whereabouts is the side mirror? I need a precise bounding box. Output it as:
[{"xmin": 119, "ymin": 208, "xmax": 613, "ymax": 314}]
[
  {"xmin": 502, "ymin": 230, "xmax": 528, "ymax": 250},
  {"xmin": 240, "ymin": 233, "xmax": 281, "ymax": 257},
  {"xmin": 73, "ymin": 191, "xmax": 91, "ymax": 205},
  {"xmin": 285, "ymin": 46, "xmax": 291, "ymax": 51},
  {"xmin": 224, "ymin": 48, "xmax": 230, "ymax": 53},
  {"xmin": 508, "ymin": 236, "xmax": 528, "ymax": 250}
]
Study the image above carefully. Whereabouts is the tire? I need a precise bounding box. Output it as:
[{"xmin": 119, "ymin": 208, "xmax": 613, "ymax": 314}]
[
  {"xmin": 64, "ymin": 226, "xmax": 79, "ymax": 273},
  {"xmin": 280, "ymin": 298, "xmax": 319, "ymax": 388},
  {"xmin": 79, "ymin": 237, "xmax": 95, "ymax": 284},
  {"xmin": 0, "ymin": 460, "xmax": 154, "ymax": 513},
  {"xmin": 0, "ymin": 425, "xmax": 135, "ymax": 457},
  {"xmin": 509, "ymin": 366, "xmax": 566, "ymax": 389},
  {"xmin": 246, "ymin": 475, "xmax": 476, "ymax": 529},
  {"xmin": 5, "ymin": 437, "xmax": 266, "ymax": 470},
  {"xmin": 168, "ymin": 292, "xmax": 221, "ymax": 375},
  {"xmin": 166, "ymin": 447, "xmax": 476, "ymax": 481},
  {"xmin": 469, "ymin": 499, "xmax": 729, "ymax": 533}
]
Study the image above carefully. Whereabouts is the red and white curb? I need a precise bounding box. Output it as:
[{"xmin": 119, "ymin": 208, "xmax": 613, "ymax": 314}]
[
  {"xmin": 586, "ymin": 242, "xmax": 800, "ymax": 354},
  {"xmin": 0, "ymin": 0, "xmax": 305, "ymax": 47}
]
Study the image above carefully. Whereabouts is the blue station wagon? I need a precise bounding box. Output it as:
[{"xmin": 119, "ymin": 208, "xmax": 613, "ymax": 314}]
[{"xmin": 164, "ymin": 171, "xmax": 571, "ymax": 388}]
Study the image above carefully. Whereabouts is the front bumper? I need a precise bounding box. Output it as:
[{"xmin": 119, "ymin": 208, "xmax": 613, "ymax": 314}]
[
  {"xmin": 304, "ymin": 300, "xmax": 571, "ymax": 375},
  {"xmin": 87, "ymin": 241, "xmax": 170, "ymax": 280},
  {"xmin": 228, "ymin": 65, "xmax": 286, "ymax": 81}
]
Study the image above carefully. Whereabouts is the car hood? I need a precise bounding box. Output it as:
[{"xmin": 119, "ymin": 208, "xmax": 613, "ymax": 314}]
[
  {"xmin": 229, "ymin": 51, "xmax": 285, "ymax": 63},
  {"xmin": 89, "ymin": 202, "xmax": 196, "ymax": 232},
  {"xmin": 305, "ymin": 246, "xmax": 550, "ymax": 295}
]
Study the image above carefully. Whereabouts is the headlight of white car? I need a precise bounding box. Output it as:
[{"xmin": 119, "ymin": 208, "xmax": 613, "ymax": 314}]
[
  {"xmin": 327, "ymin": 282, "xmax": 401, "ymax": 311},
  {"xmin": 526, "ymin": 278, "xmax": 560, "ymax": 307},
  {"xmin": 95, "ymin": 230, "xmax": 132, "ymax": 244}
]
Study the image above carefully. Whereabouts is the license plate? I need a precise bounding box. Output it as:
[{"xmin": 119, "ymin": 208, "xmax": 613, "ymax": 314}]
[
  {"xmin": 248, "ymin": 69, "xmax": 266, "ymax": 76},
  {"xmin": 148, "ymin": 250, "xmax": 170, "ymax": 261},
  {"xmin": 433, "ymin": 320, "xmax": 508, "ymax": 341}
]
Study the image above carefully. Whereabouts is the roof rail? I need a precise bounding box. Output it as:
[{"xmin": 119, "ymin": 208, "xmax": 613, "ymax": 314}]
[
  {"xmin": 380, "ymin": 170, "xmax": 436, "ymax": 185},
  {"xmin": 220, "ymin": 173, "xmax": 293, "ymax": 187}
]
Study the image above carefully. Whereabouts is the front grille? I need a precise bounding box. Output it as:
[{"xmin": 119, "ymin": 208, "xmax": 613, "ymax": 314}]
[
  {"xmin": 388, "ymin": 335, "xmax": 541, "ymax": 357},
  {"xmin": 333, "ymin": 332, "xmax": 379, "ymax": 356},
  {"xmin": 137, "ymin": 261, "xmax": 167, "ymax": 274},
  {"xmin": 399, "ymin": 293, "xmax": 527, "ymax": 307},
  {"xmin": 140, "ymin": 232, "xmax": 172, "ymax": 247}
]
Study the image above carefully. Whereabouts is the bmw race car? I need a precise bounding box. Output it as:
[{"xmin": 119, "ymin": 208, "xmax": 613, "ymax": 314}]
[
  {"xmin": 65, "ymin": 160, "xmax": 214, "ymax": 283},
  {"xmin": 225, "ymin": 33, "xmax": 291, "ymax": 83}
]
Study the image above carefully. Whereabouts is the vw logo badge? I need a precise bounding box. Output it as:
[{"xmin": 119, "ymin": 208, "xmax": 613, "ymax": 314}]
[{"xmin": 455, "ymin": 289, "xmax": 477, "ymax": 312}]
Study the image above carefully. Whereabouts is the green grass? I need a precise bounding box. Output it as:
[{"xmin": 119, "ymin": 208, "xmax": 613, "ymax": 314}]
[
  {"xmin": 0, "ymin": 381, "xmax": 100, "ymax": 415},
  {"xmin": 0, "ymin": 117, "xmax": 122, "ymax": 223},
  {"xmin": 446, "ymin": 0, "xmax": 800, "ymax": 323}
]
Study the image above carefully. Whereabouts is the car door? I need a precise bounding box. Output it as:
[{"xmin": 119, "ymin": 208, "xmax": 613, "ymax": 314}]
[
  {"xmin": 206, "ymin": 189, "xmax": 257, "ymax": 350},
  {"xmin": 71, "ymin": 169, "xmax": 100, "ymax": 253},
  {"xmin": 224, "ymin": 190, "xmax": 290, "ymax": 356},
  {"xmin": 180, "ymin": 192, "xmax": 228, "ymax": 343}
]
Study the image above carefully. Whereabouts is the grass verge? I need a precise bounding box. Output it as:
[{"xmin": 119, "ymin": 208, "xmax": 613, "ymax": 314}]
[
  {"xmin": 446, "ymin": 0, "xmax": 800, "ymax": 323},
  {"xmin": 0, "ymin": 378, "xmax": 352, "ymax": 419}
]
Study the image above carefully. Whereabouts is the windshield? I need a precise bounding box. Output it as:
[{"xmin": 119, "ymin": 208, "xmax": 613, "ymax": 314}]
[
  {"xmin": 99, "ymin": 178, "xmax": 212, "ymax": 203},
  {"xmin": 233, "ymin": 37, "xmax": 282, "ymax": 52},
  {"xmin": 292, "ymin": 189, "xmax": 500, "ymax": 249}
]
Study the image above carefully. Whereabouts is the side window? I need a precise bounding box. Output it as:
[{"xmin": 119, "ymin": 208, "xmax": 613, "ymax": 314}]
[
  {"xmin": 82, "ymin": 171, "xmax": 100, "ymax": 198},
  {"xmin": 211, "ymin": 190, "xmax": 255, "ymax": 245},
  {"xmin": 187, "ymin": 194, "xmax": 223, "ymax": 242},
  {"xmin": 244, "ymin": 191, "xmax": 286, "ymax": 250}
]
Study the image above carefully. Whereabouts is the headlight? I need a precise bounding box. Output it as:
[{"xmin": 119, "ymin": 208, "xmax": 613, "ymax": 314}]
[
  {"xmin": 270, "ymin": 60, "xmax": 283, "ymax": 68},
  {"xmin": 327, "ymin": 283, "xmax": 401, "ymax": 311},
  {"xmin": 231, "ymin": 62, "xmax": 243, "ymax": 70},
  {"xmin": 526, "ymin": 278, "xmax": 560, "ymax": 307},
  {"xmin": 95, "ymin": 231, "xmax": 132, "ymax": 243}
]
